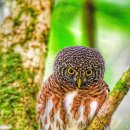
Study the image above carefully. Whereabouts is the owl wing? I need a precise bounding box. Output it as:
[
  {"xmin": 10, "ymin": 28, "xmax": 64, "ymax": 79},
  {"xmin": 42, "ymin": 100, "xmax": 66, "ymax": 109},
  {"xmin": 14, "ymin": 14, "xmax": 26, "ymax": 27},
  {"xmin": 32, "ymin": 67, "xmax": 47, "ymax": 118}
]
[
  {"xmin": 36, "ymin": 81, "xmax": 50, "ymax": 124},
  {"xmin": 36, "ymin": 75, "xmax": 64, "ymax": 130},
  {"xmin": 103, "ymin": 81, "xmax": 110, "ymax": 97}
]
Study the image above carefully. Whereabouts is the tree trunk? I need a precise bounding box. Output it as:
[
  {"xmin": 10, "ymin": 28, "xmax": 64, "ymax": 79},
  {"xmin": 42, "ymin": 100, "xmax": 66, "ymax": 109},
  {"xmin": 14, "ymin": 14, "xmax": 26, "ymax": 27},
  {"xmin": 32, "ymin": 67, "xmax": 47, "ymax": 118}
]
[{"xmin": 0, "ymin": 0, "xmax": 51, "ymax": 129}]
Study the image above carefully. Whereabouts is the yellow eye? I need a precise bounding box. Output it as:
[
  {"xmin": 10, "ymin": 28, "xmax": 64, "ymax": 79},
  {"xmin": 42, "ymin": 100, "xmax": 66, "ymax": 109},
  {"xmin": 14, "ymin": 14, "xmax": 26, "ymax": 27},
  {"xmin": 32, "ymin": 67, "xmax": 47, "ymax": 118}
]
[
  {"xmin": 86, "ymin": 70, "xmax": 92, "ymax": 76},
  {"xmin": 67, "ymin": 68, "xmax": 75, "ymax": 75}
]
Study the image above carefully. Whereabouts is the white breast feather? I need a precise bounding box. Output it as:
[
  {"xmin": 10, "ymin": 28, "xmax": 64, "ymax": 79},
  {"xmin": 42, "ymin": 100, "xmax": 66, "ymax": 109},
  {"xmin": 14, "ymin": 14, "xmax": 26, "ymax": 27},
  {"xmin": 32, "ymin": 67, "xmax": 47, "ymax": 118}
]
[
  {"xmin": 51, "ymin": 110, "xmax": 64, "ymax": 130},
  {"xmin": 40, "ymin": 98, "xmax": 53, "ymax": 130},
  {"xmin": 64, "ymin": 91, "xmax": 79, "ymax": 130},
  {"xmin": 88, "ymin": 100, "xmax": 98, "ymax": 120},
  {"xmin": 64, "ymin": 91, "xmax": 77, "ymax": 115},
  {"xmin": 76, "ymin": 105, "xmax": 85, "ymax": 125},
  {"xmin": 40, "ymin": 97, "xmax": 64, "ymax": 130}
]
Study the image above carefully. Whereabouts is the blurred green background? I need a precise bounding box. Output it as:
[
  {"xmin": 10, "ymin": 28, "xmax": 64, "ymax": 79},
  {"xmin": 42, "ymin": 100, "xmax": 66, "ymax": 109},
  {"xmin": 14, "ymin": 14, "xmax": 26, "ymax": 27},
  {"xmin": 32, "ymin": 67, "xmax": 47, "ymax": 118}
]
[
  {"xmin": 0, "ymin": 0, "xmax": 130, "ymax": 130},
  {"xmin": 44, "ymin": 0, "xmax": 130, "ymax": 130}
]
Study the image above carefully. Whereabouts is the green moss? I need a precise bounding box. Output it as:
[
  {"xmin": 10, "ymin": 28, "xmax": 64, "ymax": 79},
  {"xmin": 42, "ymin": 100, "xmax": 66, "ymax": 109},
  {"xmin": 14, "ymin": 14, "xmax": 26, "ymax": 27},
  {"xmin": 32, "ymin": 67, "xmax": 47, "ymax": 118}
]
[
  {"xmin": 111, "ymin": 80, "xmax": 128, "ymax": 93},
  {"xmin": 117, "ymin": 81, "xmax": 126, "ymax": 91},
  {"xmin": 0, "ymin": 48, "xmax": 39, "ymax": 130},
  {"xmin": 14, "ymin": 7, "xmax": 37, "ymax": 26},
  {"xmin": 13, "ymin": 9, "xmax": 23, "ymax": 26},
  {"xmin": 111, "ymin": 70, "xmax": 130, "ymax": 95},
  {"xmin": 25, "ymin": 23, "xmax": 35, "ymax": 41},
  {"xmin": 26, "ymin": 7, "xmax": 37, "ymax": 19}
]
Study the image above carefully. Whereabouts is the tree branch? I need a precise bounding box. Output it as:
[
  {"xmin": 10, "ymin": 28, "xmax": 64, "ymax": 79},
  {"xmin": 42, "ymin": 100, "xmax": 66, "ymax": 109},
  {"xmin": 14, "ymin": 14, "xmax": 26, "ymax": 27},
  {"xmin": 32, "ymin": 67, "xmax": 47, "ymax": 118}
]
[{"xmin": 87, "ymin": 67, "xmax": 130, "ymax": 130}]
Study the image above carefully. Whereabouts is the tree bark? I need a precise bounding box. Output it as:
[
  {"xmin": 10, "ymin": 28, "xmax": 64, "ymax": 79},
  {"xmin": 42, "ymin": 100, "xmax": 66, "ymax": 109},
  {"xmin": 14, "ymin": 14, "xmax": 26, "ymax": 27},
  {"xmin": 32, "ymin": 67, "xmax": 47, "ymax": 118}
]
[
  {"xmin": 87, "ymin": 67, "xmax": 130, "ymax": 130},
  {"xmin": 0, "ymin": 0, "xmax": 51, "ymax": 129}
]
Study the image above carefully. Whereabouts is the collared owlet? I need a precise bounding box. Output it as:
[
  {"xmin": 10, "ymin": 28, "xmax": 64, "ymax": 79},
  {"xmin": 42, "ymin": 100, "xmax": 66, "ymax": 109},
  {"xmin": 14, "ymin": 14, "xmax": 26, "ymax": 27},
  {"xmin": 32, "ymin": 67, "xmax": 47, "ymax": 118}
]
[{"xmin": 37, "ymin": 46, "xmax": 110, "ymax": 130}]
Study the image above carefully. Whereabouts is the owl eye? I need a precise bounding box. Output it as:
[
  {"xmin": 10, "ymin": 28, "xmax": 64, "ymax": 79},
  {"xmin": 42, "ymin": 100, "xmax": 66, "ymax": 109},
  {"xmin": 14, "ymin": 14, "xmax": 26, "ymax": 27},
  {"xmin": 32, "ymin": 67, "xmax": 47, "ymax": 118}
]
[
  {"xmin": 67, "ymin": 68, "xmax": 75, "ymax": 75},
  {"xmin": 86, "ymin": 70, "xmax": 92, "ymax": 76}
]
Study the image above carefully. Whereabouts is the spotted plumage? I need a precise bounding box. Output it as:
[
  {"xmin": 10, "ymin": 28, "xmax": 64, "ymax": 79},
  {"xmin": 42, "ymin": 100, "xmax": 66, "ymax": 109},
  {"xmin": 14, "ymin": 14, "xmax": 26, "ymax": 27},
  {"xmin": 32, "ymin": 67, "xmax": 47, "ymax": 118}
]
[{"xmin": 37, "ymin": 46, "xmax": 110, "ymax": 130}]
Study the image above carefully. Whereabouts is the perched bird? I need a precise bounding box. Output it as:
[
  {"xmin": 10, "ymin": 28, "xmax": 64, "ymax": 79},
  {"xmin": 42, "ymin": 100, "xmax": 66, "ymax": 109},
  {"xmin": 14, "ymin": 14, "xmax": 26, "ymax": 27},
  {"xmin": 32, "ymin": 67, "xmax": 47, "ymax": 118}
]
[{"xmin": 37, "ymin": 46, "xmax": 110, "ymax": 130}]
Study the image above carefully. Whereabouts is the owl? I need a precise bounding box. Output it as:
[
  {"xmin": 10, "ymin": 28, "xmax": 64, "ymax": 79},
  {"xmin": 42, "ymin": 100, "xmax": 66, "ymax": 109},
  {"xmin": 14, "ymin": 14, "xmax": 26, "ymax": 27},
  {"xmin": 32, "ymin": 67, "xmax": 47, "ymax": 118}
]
[{"xmin": 37, "ymin": 46, "xmax": 110, "ymax": 130}]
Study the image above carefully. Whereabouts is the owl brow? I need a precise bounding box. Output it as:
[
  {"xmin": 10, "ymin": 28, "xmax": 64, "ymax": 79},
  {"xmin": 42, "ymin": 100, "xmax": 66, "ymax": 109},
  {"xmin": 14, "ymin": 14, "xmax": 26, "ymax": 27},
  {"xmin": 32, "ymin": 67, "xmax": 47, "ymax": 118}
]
[
  {"xmin": 84, "ymin": 66, "xmax": 93, "ymax": 72},
  {"xmin": 94, "ymin": 66, "xmax": 102, "ymax": 71},
  {"xmin": 86, "ymin": 66, "xmax": 93, "ymax": 69},
  {"xmin": 67, "ymin": 65, "xmax": 78, "ymax": 73}
]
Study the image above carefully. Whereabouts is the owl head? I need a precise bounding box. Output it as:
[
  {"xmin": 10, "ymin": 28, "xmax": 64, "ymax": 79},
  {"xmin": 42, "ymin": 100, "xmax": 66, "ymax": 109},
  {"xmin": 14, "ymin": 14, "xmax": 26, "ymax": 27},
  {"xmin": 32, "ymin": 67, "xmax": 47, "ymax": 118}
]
[{"xmin": 53, "ymin": 46, "xmax": 105, "ymax": 89}]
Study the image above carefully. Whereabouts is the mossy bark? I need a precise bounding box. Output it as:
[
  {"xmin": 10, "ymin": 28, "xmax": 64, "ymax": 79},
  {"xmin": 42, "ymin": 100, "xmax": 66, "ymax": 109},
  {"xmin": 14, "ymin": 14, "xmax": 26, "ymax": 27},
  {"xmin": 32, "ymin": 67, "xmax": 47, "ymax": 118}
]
[
  {"xmin": 87, "ymin": 67, "xmax": 130, "ymax": 130},
  {"xmin": 0, "ymin": 0, "xmax": 51, "ymax": 129}
]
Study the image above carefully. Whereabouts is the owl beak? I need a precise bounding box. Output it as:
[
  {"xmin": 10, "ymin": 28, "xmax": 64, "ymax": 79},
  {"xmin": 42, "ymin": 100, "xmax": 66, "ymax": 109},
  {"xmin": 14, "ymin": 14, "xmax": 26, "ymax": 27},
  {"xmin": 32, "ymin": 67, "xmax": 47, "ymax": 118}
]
[{"xmin": 77, "ymin": 78, "xmax": 82, "ymax": 88}]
